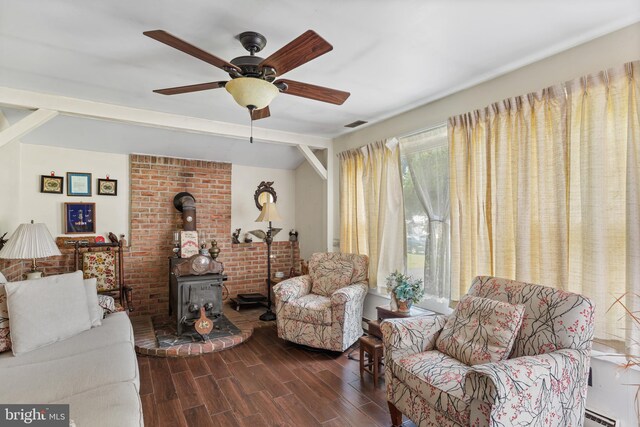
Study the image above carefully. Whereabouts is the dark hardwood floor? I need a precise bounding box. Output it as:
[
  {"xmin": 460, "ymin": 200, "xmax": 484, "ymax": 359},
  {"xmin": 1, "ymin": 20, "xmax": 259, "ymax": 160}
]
[{"xmin": 138, "ymin": 304, "xmax": 415, "ymax": 426}]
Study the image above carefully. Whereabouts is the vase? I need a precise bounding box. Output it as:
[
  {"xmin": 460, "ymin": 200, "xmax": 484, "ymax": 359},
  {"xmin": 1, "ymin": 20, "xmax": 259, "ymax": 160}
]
[
  {"xmin": 390, "ymin": 293, "xmax": 398, "ymax": 311},
  {"xmin": 397, "ymin": 299, "xmax": 412, "ymax": 313}
]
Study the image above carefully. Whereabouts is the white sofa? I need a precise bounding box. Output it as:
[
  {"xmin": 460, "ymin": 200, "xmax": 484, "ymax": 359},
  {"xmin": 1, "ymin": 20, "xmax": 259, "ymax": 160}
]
[{"xmin": 0, "ymin": 311, "xmax": 143, "ymax": 426}]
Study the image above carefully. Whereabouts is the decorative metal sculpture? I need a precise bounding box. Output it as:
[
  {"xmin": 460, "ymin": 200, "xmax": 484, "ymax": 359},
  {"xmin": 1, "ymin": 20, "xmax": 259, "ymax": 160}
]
[{"xmin": 0, "ymin": 232, "xmax": 7, "ymax": 251}]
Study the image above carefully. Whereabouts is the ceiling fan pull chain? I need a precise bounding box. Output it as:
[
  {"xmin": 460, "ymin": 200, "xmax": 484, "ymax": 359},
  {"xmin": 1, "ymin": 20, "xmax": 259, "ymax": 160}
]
[{"xmin": 250, "ymin": 108, "xmax": 254, "ymax": 143}]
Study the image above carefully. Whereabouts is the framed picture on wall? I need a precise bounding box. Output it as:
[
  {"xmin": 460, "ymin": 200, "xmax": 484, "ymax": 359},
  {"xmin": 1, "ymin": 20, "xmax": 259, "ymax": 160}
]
[
  {"xmin": 64, "ymin": 202, "xmax": 96, "ymax": 234},
  {"xmin": 97, "ymin": 178, "xmax": 118, "ymax": 196},
  {"xmin": 40, "ymin": 175, "xmax": 64, "ymax": 194},
  {"xmin": 67, "ymin": 172, "xmax": 92, "ymax": 196}
]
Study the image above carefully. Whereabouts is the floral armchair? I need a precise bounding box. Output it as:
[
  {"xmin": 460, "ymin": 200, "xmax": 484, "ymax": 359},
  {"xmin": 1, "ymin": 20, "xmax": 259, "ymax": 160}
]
[
  {"xmin": 273, "ymin": 252, "xmax": 369, "ymax": 352},
  {"xmin": 382, "ymin": 276, "xmax": 595, "ymax": 427}
]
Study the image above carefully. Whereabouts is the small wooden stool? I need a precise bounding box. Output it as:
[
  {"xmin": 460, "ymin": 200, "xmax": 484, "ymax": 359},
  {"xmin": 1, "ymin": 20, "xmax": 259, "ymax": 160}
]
[{"xmin": 359, "ymin": 335, "xmax": 384, "ymax": 386}]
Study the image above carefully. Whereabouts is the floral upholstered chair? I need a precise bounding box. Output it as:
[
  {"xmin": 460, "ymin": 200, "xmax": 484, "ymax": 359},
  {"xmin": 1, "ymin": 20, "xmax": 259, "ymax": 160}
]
[
  {"xmin": 382, "ymin": 276, "xmax": 595, "ymax": 427},
  {"xmin": 273, "ymin": 252, "xmax": 369, "ymax": 352}
]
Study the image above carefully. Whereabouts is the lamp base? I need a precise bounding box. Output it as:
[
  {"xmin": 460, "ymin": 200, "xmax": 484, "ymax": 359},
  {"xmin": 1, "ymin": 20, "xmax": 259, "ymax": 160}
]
[
  {"xmin": 259, "ymin": 309, "xmax": 276, "ymax": 322},
  {"xmin": 26, "ymin": 270, "xmax": 43, "ymax": 280}
]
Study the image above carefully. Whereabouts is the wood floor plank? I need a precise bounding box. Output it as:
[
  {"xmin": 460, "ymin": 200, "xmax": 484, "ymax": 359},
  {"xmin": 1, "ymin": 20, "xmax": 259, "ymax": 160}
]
[
  {"xmin": 233, "ymin": 341, "xmax": 263, "ymax": 366},
  {"xmin": 202, "ymin": 352, "xmax": 232, "ymax": 380},
  {"xmin": 172, "ymin": 370, "xmax": 203, "ymax": 410},
  {"xmin": 237, "ymin": 413, "xmax": 270, "ymax": 427},
  {"xmin": 226, "ymin": 360, "xmax": 265, "ymax": 394},
  {"xmin": 247, "ymin": 390, "xmax": 293, "ymax": 426},
  {"xmin": 186, "ymin": 354, "xmax": 211, "ymax": 378},
  {"xmin": 332, "ymin": 399, "xmax": 382, "ymax": 427},
  {"xmin": 322, "ymin": 417, "xmax": 349, "ymax": 427},
  {"xmin": 315, "ymin": 369, "xmax": 371, "ymax": 407},
  {"xmin": 293, "ymin": 367, "xmax": 341, "ymax": 401},
  {"xmin": 359, "ymin": 401, "xmax": 390, "ymax": 427},
  {"xmin": 283, "ymin": 378, "xmax": 338, "ymax": 423},
  {"xmin": 156, "ymin": 398, "xmax": 187, "ymax": 427},
  {"xmin": 183, "ymin": 405, "xmax": 214, "ymax": 427},
  {"xmin": 218, "ymin": 346, "xmax": 242, "ymax": 363},
  {"xmin": 140, "ymin": 394, "xmax": 157, "ymax": 427},
  {"xmin": 139, "ymin": 362, "xmax": 154, "ymax": 396},
  {"xmin": 148, "ymin": 357, "xmax": 178, "ymax": 402},
  {"xmin": 274, "ymin": 394, "xmax": 321, "ymax": 427},
  {"xmin": 247, "ymin": 363, "xmax": 291, "ymax": 398},
  {"xmin": 168, "ymin": 357, "xmax": 189, "ymax": 374},
  {"xmin": 259, "ymin": 348, "xmax": 298, "ymax": 383},
  {"xmin": 349, "ymin": 376, "xmax": 387, "ymax": 407},
  {"xmin": 214, "ymin": 410, "xmax": 242, "ymax": 427},
  {"xmin": 195, "ymin": 374, "xmax": 231, "ymax": 415},
  {"xmin": 216, "ymin": 377, "xmax": 259, "ymax": 418}
]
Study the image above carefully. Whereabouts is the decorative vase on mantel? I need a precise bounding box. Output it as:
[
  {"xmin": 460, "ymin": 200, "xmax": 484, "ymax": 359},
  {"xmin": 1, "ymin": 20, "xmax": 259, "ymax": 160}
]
[{"xmin": 397, "ymin": 299, "xmax": 412, "ymax": 313}]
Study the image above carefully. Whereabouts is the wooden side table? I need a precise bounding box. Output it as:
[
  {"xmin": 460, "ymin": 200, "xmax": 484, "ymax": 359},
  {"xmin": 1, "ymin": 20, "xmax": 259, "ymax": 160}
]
[
  {"xmin": 368, "ymin": 304, "xmax": 436, "ymax": 339},
  {"xmin": 359, "ymin": 335, "xmax": 384, "ymax": 386}
]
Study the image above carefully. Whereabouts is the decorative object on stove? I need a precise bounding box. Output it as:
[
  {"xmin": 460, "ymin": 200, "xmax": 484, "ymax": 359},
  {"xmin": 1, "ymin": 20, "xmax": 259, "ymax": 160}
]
[
  {"xmin": 289, "ymin": 229, "xmax": 298, "ymax": 242},
  {"xmin": 67, "ymin": 172, "xmax": 92, "ymax": 197},
  {"xmin": 232, "ymin": 228, "xmax": 241, "ymax": 244},
  {"xmin": 40, "ymin": 172, "xmax": 63, "ymax": 194},
  {"xmin": 208, "ymin": 240, "xmax": 220, "ymax": 260},
  {"xmin": 172, "ymin": 231, "xmax": 181, "ymax": 257},
  {"xmin": 0, "ymin": 220, "xmax": 62, "ymax": 279},
  {"xmin": 173, "ymin": 192, "xmax": 197, "ymax": 231},
  {"xmin": 64, "ymin": 202, "xmax": 96, "ymax": 234},
  {"xmin": 255, "ymin": 201, "xmax": 283, "ymax": 321},
  {"xmin": 198, "ymin": 230, "xmax": 208, "ymax": 255},
  {"xmin": 97, "ymin": 176, "xmax": 118, "ymax": 196},
  {"xmin": 254, "ymin": 181, "xmax": 277, "ymax": 211},
  {"xmin": 169, "ymin": 256, "xmax": 225, "ymax": 336},
  {"xmin": 180, "ymin": 231, "xmax": 199, "ymax": 258},
  {"xmin": 194, "ymin": 307, "xmax": 214, "ymax": 340},
  {"xmin": 0, "ymin": 232, "xmax": 7, "ymax": 251}
]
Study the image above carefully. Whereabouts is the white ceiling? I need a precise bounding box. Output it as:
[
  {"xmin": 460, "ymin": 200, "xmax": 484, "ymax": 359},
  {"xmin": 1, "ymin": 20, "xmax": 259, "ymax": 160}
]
[{"xmin": 1, "ymin": 0, "xmax": 639, "ymax": 169}]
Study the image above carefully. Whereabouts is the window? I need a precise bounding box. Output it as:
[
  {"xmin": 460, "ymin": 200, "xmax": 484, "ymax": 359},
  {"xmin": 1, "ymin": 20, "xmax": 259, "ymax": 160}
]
[{"xmin": 399, "ymin": 124, "xmax": 450, "ymax": 301}]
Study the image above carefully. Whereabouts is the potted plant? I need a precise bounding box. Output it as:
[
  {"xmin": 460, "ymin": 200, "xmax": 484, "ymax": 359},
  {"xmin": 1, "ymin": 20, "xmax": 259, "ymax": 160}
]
[{"xmin": 386, "ymin": 271, "xmax": 424, "ymax": 312}]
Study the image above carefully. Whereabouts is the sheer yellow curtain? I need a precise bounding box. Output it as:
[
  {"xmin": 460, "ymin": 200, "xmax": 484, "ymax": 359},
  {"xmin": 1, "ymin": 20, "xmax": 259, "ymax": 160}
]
[
  {"xmin": 339, "ymin": 140, "xmax": 405, "ymax": 286},
  {"xmin": 450, "ymin": 61, "xmax": 639, "ymax": 350}
]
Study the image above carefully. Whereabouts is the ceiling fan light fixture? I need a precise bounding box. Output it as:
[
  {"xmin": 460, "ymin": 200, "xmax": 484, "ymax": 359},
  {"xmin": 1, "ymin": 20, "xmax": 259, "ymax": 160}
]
[{"xmin": 225, "ymin": 77, "xmax": 279, "ymax": 110}]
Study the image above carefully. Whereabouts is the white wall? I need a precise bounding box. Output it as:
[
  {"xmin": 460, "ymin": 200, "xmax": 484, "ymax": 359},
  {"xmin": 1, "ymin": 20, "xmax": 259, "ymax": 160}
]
[
  {"xmin": 294, "ymin": 152, "xmax": 327, "ymax": 259},
  {"xmin": 0, "ymin": 140, "xmax": 22, "ymax": 237},
  {"xmin": 231, "ymin": 164, "xmax": 295, "ymax": 243},
  {"xmin": 18, "ymin": 144, "xmax": 130, "ymax": 238}
]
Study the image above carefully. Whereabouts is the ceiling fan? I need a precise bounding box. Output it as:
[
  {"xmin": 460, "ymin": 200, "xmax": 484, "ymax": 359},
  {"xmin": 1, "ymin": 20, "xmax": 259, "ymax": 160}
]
[{"xmin": 144, "ymin": 29, "xmax": 350, "ymax": 121}]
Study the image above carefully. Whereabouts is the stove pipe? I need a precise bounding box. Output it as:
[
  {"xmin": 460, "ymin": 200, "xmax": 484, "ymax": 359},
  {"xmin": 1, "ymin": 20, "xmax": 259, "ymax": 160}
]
[{"xmin": 173, "ymin": 192, "xmax": 197, "ymax": 231}]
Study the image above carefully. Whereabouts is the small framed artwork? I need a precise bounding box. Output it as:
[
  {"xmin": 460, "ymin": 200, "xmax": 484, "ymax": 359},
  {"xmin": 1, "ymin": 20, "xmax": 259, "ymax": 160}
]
[
  {"xmin": 180, "ymin": 231, "xmax": 199, "ymax": 258},
  {"xmin": 40, "ymin": 175, "xmax": 64, "ymax": 194},
  {"xmin": 64, "ymin": 202, "xmax": 96, "ymax": 234},
  {"xmin": 98, "ymin": 179, "xmax": 118, "ymax": 196},
  {"xmin": 67, "ymin": 172, "xmax": 92, "ymax": 196}
]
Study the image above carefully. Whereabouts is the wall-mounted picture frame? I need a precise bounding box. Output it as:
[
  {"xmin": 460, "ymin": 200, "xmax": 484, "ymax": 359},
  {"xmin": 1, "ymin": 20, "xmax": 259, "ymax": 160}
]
[
  {"xmin": 40, "ymin": 175, "xmax": 64, "ymax": 194},
  {"xmin": 67, "ymin": 172, "xmax": 92, "ymax": 196},
  {"xmin": 64, "ymin": 202, "xmax": 96, "ymax": 234},
  {"xmin": 97, "ymin": 178, "xmax": 118, "ymax": 196}
]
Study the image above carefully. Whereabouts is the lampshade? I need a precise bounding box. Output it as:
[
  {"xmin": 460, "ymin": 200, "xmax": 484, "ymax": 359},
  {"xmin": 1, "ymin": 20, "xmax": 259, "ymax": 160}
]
[
  {"xmin": 225, "ymin": 77, "xmax": 279, "ymax": 110},
  {"xmin": 0, "ymin": 221, "xmax": 61, "ymax": 260},
  {"xmin": 255, "ymin": 202, "xmax": 282, "ymax": 223}
]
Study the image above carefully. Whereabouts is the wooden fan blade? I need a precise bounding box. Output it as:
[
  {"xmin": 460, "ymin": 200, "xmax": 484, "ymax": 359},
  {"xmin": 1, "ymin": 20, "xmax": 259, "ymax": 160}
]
[
  {"xmin": 153, "ymin": 81, "xmax": 227, "ymax": 95},
  {"xmin": 260, "ymin": 30, "xmax": 332, "ymax": 76},
  {"xmin": 250, "ymin": 106, "xmax": 271, "ymax": 121},
  {"xmin": 276, "ymin": 79, "xmax": 350, "ymax": 105},
  {"xmin": 143, "ymin": 30, "xmax": 240, "ymax": 72}
]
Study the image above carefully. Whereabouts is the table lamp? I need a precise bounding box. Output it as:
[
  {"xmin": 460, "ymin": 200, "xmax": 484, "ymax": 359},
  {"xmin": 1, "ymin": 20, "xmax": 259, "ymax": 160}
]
[
  {"xmin": 0, "ymin": 220, "xmax": 61, "ymax": 279},
  {"xmin": 254, "ymin": 202, "xmax": 282, "ymax": 321}
]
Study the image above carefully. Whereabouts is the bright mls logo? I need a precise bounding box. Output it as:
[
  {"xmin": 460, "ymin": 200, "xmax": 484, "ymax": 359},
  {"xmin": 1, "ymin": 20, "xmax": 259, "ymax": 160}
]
[{"xmin": 0, "ymin": 405, "xmax": 69, "ymax": 426}]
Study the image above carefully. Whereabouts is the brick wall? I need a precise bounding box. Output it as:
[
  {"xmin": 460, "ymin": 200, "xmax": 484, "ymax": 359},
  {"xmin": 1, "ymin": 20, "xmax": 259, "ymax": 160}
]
[{"xmin": 0, "ymin": 154, "xmax": 300, "ymax": 318}]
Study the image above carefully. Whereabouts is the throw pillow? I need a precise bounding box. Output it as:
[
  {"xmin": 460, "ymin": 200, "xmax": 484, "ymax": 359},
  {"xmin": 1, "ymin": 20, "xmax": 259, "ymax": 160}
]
[
  {"xmin": 84, "ymin": 278, "xmax": 102, "ymax": 327},
  {"xmin": 436, "ymin": 295, "xmax": 525, "ymax": 366},
  {"xmin": 0, "ymin": 284, "xmax": 10, "ymax": 353},
  {"xmin": 97, "ymin": 294, "xmax": 116, "ymax": 316},
  {"xmin": 5, "ymin": 271, "xmax": 92, "ymax": 356}
]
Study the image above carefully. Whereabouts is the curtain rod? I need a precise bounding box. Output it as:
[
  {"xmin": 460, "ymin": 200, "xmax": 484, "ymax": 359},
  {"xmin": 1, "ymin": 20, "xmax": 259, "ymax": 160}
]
[{"xmin": 397, "ymin": 121, "xmax": 447, "ymax": 140}]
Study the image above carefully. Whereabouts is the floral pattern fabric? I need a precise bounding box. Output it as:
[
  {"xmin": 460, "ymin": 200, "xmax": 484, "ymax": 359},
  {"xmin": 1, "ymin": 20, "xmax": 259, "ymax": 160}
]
[
  {"xmin": 0, "ymin": 285, "xmax": 10, "ymax": 353},
  {"xmin": 309, "ymin": 252, "xmax": 354, "ymax": 297},
  {"xmin": 435, "ymin": 295, "xmax": 525, "ymax": 365},
  {"xmin": 274, "ymin": 253, "xmax": 369, "ymax": 352},
  {"xmin": 83, "ymin": 252, "xmax": 117, "ymax": 291},
  {"xmin": 383, "ymin": 276, "xmax": 595, "ymax": 427}
]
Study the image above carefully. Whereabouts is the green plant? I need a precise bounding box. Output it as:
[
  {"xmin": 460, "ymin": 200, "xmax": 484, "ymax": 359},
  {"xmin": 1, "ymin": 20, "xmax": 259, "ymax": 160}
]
[{"xmin": 386, "ymin": 271, "xmax": 424, "ymax": 303}]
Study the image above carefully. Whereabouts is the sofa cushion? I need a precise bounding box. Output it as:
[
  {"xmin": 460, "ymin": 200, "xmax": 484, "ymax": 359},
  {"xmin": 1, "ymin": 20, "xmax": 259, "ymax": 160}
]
[
  {"xmin": 310, "ymin": 253, "xmax": 354, "ymax": 297},
  {"xmin": 6, "ymin": 271, "xmax": 92, "ymax": 356},
  {"xmin": 84, "ymin": 278, "xmax": 102, "ymax": 327},
  {"xmin": 0, "ymin": 341, "xmax": 138, "ymax": 403},
  {"xmin": 282, "ymin": 294, "xmax": 332, "ymax": 325},
  {"xmin": 0, "ymin": 312, "xmax": 133, "ymax": 368},
  {"xmin": 394, "ymin": 350, "xmax": 472, "ymax": 425},
  {"xmin": 0, "ymin": 284, "xmax": 10, "ymax": 353},
  {"xmin": 436, "ymin": 295, "xmax": 525, "ymax": 366}
]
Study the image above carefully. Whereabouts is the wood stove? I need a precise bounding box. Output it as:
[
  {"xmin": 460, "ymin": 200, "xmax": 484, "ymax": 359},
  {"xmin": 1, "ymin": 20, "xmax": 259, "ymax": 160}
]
[{"xmin": 169, "ymin": 256, "xmax": 225, "ymax": 336}]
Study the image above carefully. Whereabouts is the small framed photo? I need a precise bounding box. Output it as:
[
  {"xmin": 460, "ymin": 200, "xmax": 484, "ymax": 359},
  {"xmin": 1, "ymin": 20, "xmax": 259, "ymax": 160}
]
[
  {"xmin": 40, "ymin": 175, "xmax": 64, "ymax": 194},
  {"xmin": 64, "ymin": 202, "xmax": 96, "ymax": 234},
  {"xmin": 180, "ymin": 231, "xmax": 199, "ymax": 258},
  {"xmin": 67, "ymin": 172, "xmax": 92, "ymax": 196},
  {"xmin": 98, "ymin": 179, "xmax": 118, "ymax": 196}
]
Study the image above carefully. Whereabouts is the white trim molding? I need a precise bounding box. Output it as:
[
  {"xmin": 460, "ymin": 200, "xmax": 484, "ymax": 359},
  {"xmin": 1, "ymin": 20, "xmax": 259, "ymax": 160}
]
[{"xmin": 0, "ymin": 108, "xmax": 58, "ymax": 148}]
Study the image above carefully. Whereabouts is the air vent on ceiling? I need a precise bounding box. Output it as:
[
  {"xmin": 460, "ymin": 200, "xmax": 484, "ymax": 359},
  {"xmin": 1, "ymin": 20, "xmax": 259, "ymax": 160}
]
[{"xmin": 345, "ymin": 120, "xmax": 368, "ymax": 128}]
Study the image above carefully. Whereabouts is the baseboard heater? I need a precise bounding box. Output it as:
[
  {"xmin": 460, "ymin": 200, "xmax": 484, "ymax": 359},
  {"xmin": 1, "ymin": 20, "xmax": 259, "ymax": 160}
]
[{"xmin": 584, "ymin": 409, "xmax": 617, "ymax": 427}]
